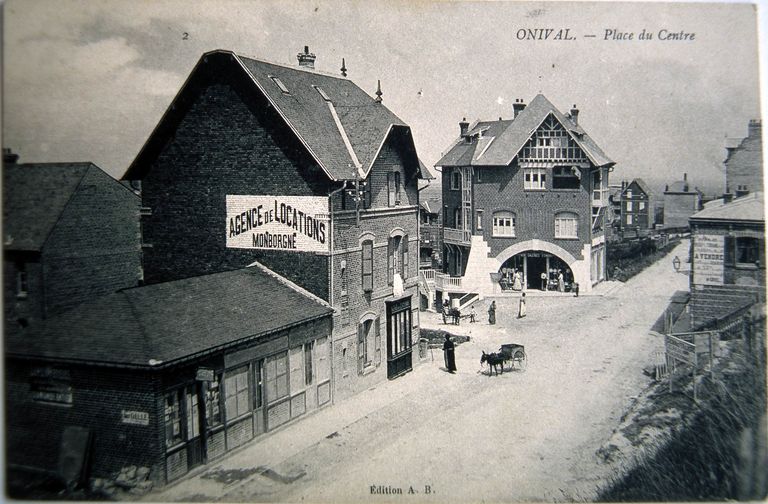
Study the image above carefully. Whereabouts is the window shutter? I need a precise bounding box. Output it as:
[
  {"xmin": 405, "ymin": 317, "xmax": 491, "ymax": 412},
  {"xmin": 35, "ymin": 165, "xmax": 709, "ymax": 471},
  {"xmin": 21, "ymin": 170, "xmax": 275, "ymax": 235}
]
[
  {"xmin": 402, "ymin": 236, "xmax": 409, "ymax": 279},
  {"xmin": 362, "ymin": 241, "xmax": 373, "ymax": 292},
  {"xmin": 388, "ymin": 173, "xmax": 395, "ymax": 206},
  {"xmin": 388, "ymin": 238, "xmax": 394, "ymax": 285},
  {"xmin": 395, "ymin": 172, "xmax": 401, "ymax": 204},
  {"xmin": 375, "ymin": 317, "xmax": 381, "ymax": 365},
  {"xmin": 724, "ymin": 236, "xmax": 734, "ymax": 266},
  {"xmin": 357, "ymin": 324, "xmax": 365, "ymax": 374}
]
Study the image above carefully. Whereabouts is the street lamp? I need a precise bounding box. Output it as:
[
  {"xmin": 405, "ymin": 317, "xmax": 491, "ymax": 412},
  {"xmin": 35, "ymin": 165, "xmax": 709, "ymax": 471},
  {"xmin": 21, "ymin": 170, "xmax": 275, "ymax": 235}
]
[{"xmin": 672, "ymin": 255, "xmax": 681, "ymax": 273}]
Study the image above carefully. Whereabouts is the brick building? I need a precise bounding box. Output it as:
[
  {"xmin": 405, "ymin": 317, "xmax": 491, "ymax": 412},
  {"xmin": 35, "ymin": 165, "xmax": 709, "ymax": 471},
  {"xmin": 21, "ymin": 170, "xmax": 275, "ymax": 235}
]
[
  {"xmin": 3, "ymin": 151, "xmax": 141, "ymax": 335},
  {"xmin": 725, "ymin": 119, "xmax": 762, "ymax": 197},
  {"xmin": 619, "ymin": 178, "xmax": 653, "ymax": 232},
  {"xmin": 6, "ymin": 265, "xmax": 333, "ymax": 485},
  {"xmin": 435, "ymin": 95, "xmax": 614, "ymax": 298},
  {"xmin": 417, "ymin": 189, "xmax": 442, "ymax": 311},
  {"xmin": 663, "ymin": 173, "xmax": 701, "ymax": 229},
  {"xmin": 122, "ymin": 49, "xmax": 427, "ymax": 400},
  {"xmin": 689, "ymin": 192, "xmax": 765, "ymax": 329}
]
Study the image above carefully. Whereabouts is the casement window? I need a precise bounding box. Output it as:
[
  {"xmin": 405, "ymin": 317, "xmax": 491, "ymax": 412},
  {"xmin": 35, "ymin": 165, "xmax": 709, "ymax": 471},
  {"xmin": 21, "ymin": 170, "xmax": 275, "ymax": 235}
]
[
  {"xmin": 362, "ymin": 240, "xmax": 373, "ymax": 292},
  {"xmin": 552, "ymin": 166, "xmax": 580, "ymax": 190},
  {"xmin": 388, "ymin": 235, "xmax": 409, "ymax": 284},
  {"xmin": 205, "ymin": 374, "xmax": 222, "ymax": 427},
  {"xmin": 639, "ymin": 202, "xmax": 646, "ymax": 211},
  {"xmin": 492, "ymin": 212, "xmax": 516, "ymax": 237},
  {"xmin": 165, "ymin": 389, "xmax": 183, "ymax": 447},
  {"xmin": 340, "ymin": 260, "xmax": 348, "ymax": 308},
  {"xmin": 454, "ymin": 208, "xmax": 462, "ymax": 228},
  {"xmin": 476, "ymin": 210, "xmax": 483, "ymax": 231},
  {"xmin": 358, "ymin": 317, "xmax": 381, "ymax": 374},
  {"xmin": 304, "ymin": 342, "xmax": 313, "ymax": 386},
  {"xmin": 265, "ymin": 352, "xmax": 289, "ymax": 403},
  {"xmin": 626, "ymin": 214, "xmax": 633, "ymax": 225},
  {"xmin": 524, "ymin": 168, "xmax": 546, "ymax": 190},
  {"xmin": 626, "ymin": 201, "xmax": 633, "ymax": 211},
  {"xmin": 224, "ymin": 366, "xmax": 250, "ymax": 422},
  {"xmin": 555, "ymin": 212, "xmax": 579, "ymax": 239},
  {"xmin": 185, "ymin": 386, "xmax": 200, "ymax": 438},
  {"xmin": 450, "ymin": 168, "xmax": 461, "ymax": 190},
  {"xmin": 725, "ymin": 236, "xmax": 761, "ymax": 266},
  {"xmin": 387, "ymin": 172, "xmax": 401, "ymax": 207},
  {"xmin": 16, "ymin": 263, "xmax": 28, "ymax": 298},
  {"xmin": 252, "ymin": 362, "xmax": 264, "ymax": 410}
]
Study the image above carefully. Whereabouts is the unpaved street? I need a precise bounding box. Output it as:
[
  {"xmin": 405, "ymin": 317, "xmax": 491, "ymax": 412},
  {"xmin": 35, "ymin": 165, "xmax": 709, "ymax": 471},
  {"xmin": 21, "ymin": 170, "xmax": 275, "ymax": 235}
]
[{"xmin": 219, "ymin": 241, "xmax": 690, "ymax": 503}]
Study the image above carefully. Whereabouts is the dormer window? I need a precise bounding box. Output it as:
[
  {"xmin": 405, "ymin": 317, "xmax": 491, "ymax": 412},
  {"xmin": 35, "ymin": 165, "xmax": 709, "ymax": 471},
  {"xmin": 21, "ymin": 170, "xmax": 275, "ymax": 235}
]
[{"xmin": 268, "ymin": 75, "xmax": 290, "ymax": 94}]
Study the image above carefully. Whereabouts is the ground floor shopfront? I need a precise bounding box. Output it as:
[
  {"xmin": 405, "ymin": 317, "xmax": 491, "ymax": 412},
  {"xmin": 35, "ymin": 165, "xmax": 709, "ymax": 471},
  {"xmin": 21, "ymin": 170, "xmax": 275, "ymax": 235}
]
[{"xmin": 162, "ymin": 327, "xmax": 332, "ymax": 482}]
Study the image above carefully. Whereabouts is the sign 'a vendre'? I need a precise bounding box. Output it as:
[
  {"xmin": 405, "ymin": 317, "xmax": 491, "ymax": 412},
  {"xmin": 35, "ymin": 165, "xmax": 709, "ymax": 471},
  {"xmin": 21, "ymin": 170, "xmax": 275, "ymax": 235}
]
[{"xmin": 226, "ymin": 195, "xmax": 330, "ymax": 253}]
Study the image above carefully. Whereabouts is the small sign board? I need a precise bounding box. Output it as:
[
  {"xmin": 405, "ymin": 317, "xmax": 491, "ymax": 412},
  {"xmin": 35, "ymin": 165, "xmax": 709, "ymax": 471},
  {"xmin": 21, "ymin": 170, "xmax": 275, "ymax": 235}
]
[
  {"xmin": 196, "ymin": 367, "xmax": 214, "ymax": 382},
  {"xmin": 121, "ymin": 410, "xmax": 150, "ymax": 426},
  {"xmin": 693, "ymin": 234, "xmax": 724, "ymax": 286},
  {"xmin": 665, "ymin": 334, "xmax": 696, "ymax": 365}
]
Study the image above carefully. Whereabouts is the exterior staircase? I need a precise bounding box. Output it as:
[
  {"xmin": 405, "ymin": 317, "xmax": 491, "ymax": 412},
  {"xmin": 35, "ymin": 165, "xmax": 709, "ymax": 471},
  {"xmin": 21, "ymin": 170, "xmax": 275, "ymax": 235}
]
[{"xmin": 461, "ymin": 235, "xmax": 501, "ymax": 296}]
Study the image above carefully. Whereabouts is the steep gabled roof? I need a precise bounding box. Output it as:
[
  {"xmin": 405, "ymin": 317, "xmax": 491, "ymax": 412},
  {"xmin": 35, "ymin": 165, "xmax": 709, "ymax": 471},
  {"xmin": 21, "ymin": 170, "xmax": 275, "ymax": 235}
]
[
  {"xmin": 625, "ymin": 178, "xmax": 652, "ymax": 197},
  {"xmin": 6, "ymin": 265, "xmax": 334, "ymax": 368},
  {"xmin": 125, "ymin": 50, "xmax": 424, "ymax": 182},
  {"xmin": 4, "ymin": 163, "xmax": 93, "ymax": 251},
  {"xmin": 437, "ymin": 94, "xmax": 614, "ymax": 168}
]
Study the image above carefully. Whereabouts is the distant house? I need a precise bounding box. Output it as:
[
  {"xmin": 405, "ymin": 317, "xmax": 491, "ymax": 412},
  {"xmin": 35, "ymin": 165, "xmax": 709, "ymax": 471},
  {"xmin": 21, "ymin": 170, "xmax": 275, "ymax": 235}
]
[
  {"xmin": 689, "ymin": 192, "xmax": 765, "ymax": 329},
  {"xmin": 3, "ymin": 151, "xmax": 141, "ymax": 334},
  {"xmin": 620, "ymin": 178, "xmax": 653, "ymax": 232},
  {"xmin": 435, "ymin": 95, "xmax": 614, "ymax": 298},
  {"xmin": 419, "ymin": 193, "xmax": 442, "ymax": 270},
  {"xmin": 725, "ymin": 119, "xmax": 762, "ymax": 197},
  {"xmin": 663, "ymin": 173, "xmax": 701, "ymax": 229}
]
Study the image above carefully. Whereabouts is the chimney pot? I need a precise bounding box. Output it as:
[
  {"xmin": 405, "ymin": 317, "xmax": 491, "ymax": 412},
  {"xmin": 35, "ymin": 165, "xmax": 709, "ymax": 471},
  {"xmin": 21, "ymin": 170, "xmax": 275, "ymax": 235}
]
[
  {"xmin": 512, "ymin": 99, "xmax": 526, "ymax": 118},
  {"xmin": 570, "ymin": 104, "xmax": 579, "ymax": 125},
  {"xmin": 297, "ymin": 46, "xmax": 316, "ymax": 69},
  {"xmin": 459, "ymin": 117, "xmax": 469, "ymax": 137}
]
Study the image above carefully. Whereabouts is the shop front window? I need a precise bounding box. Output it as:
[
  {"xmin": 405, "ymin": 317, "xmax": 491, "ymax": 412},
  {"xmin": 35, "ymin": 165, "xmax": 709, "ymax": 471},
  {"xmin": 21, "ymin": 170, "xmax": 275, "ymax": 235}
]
[
  {"xmin": 265, "ymin": 352, "xmax": 289, "ymax": 403},
  {"xmin": 165, "ymin": 389, "xmax": 183, "ymax": 447},
  {"xmin": 224, "ymin": 366, "xmax": 249, "ymax": 422},
  {"xmin": 205, "ymin": 375, "xmax": 222, "ymax": 427}
]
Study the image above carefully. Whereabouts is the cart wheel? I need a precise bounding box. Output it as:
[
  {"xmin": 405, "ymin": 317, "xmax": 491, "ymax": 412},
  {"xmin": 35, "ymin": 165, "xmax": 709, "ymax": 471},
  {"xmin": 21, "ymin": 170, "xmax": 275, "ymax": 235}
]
[{"xmin": 513, "ymin": 350, "xmax": 527, "ymax": 371}]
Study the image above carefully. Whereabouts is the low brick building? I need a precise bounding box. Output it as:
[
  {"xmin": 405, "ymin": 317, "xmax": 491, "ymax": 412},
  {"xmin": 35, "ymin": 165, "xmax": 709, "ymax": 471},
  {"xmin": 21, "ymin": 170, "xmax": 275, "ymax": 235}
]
[
  {"xmin": 689, "ymin": 192, "xmax": 765, "ymax": 329},
  {"xmin": 6, "ymin": 265, "xmax": 333, "ymax": 485},
  {"xmin": 123, "ymin": 48, "xmax": 427, "ymax": 401},
  {"xmin": 3, "ymin": 153, "xmax": 141, "ymax": 335}
]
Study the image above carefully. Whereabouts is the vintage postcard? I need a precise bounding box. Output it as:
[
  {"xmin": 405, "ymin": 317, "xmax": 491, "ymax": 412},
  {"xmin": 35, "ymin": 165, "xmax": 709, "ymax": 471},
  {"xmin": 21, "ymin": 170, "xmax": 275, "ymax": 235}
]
[{"xmin": 3, "ymin": 0, "xmax": 765, "ymax": 502}]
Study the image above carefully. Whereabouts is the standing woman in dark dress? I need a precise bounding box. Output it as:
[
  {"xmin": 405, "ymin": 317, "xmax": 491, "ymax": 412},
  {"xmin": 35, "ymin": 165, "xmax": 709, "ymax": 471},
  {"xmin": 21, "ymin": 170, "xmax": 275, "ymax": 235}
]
[
  {"xmin": 488, "ymin": 300, "xmax": 497, "ymax": 325},
  {"xmin": 443, "ymin": 334, "xmax": 457, "ymax": 373}
]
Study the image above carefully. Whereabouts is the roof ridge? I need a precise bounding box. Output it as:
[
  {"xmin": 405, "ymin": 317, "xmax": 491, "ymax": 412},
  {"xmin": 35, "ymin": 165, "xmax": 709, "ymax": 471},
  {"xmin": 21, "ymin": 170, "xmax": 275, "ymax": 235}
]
[
  {"xmin": 234, "ymin": 51, "xmax": 352, "ymax": 81},
  {"xmin": 246, "ymin": 260, "xmax": 333, "ymax": 310}
]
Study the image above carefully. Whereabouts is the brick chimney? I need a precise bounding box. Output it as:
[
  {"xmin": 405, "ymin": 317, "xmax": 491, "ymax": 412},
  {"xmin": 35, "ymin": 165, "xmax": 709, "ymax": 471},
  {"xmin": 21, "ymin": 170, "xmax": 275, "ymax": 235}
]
[
  {"xmin": 3, "ymin": 148, "xmax": 18, "ymax": 164},
  {"xmin": 748, "ymin": 119, "xmax": 761, "ymax": 138},
  {"xmin": 512, "ymin": 99, "xmax": 526, "ymax": 118},
  {"xmin": 297, "ymin": 46, "xmax": 316, "ymax": 69},
  {"xmin": 459, "ymin": 118, "xmax": 469, "ymax": 137},
  {"xmin": 570, "ymin": 104, "xmax": 579, "ymax": 125}
]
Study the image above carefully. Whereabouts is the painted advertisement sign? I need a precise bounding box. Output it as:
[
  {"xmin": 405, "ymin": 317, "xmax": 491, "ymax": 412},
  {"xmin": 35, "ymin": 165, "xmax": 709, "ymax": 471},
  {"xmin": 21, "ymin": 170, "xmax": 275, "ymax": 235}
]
[
  {"xmin": 226, "ymin": 195, "xmax": 329, "ymax": 252},
  {"xmin": 693, "ymin": 234, "xmax": 724, "ymax": 286}
]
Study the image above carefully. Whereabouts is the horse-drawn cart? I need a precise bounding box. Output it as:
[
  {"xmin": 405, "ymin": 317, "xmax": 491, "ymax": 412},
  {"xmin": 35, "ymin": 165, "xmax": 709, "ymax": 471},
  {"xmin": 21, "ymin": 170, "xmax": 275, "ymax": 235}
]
[
  {"xmin": 480, "ymin": 343, "xmax": 527, "ymax": 375},
  {"xmin": 499, "ymin": 344, "xmax": 527, "ymax": 371}
]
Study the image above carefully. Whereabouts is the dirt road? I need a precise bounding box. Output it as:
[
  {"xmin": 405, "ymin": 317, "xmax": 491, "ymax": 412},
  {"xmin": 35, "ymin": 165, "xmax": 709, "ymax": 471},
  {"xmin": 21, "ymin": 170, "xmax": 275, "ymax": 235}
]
[{"xmin": 221, "ymin": 241, "xmax": 690, "ymax": 503}]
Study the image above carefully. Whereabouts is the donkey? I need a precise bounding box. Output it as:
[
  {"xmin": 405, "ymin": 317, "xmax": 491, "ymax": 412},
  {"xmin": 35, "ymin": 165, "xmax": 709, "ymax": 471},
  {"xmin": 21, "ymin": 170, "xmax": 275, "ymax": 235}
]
[{"xmin": 481, "ymin": 351, "xmax": 507, "ymax": 377}]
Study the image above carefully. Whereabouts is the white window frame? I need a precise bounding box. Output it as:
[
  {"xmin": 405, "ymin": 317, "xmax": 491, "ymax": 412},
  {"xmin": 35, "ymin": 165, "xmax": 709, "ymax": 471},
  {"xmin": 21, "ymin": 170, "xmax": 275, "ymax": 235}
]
[
  {"xmin": 639, "ymin": 201, "xmax": 645, "ymax": 211},
  {"xmin": 554, "ymin": 212, "xmax": 579, "ymax": 239},
  {"xmin": 626, "ymin": 201, "xmax": 633, "ymax": 211},
  {"xmin": 492, "ymin": 212, "xmax": 516, "ymax": 237},
  {"xmin": 627, "ymin": 214, "xmax": 633, "ymax": 225},
  {"xmin": 524, "ymin": 168, "xmax": 547, "ymax": 190}
]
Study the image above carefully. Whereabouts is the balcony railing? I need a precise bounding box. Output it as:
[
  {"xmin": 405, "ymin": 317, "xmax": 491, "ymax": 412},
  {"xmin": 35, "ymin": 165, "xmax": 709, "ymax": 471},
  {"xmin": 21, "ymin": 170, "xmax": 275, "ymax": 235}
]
[
  {"xmin": 420, "ymin": 225, "xmax": 440, "ymax": 244},
  {"xmin": 420, "ymin": 269, "xmax": 436, "ymax": 282},
  {"xmin": 443, "ymin": 227, "xmax": 471, "ymax": 246},
  {"xmin": 435, "ymin": 273, "xmax": 464, "ymax": 292}
]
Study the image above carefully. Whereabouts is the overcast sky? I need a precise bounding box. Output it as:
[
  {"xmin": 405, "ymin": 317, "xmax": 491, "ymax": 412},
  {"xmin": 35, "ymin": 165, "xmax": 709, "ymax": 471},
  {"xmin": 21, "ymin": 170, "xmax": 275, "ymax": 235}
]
[{"xmin": 3, "ymin": 0, "xmax": 761, "ymax": 196}]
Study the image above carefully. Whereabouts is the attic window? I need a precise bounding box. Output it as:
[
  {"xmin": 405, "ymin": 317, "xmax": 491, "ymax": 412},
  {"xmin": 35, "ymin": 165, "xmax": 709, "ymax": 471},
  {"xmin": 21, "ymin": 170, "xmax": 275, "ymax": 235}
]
[
  {"xmin": 269, "ymin": 75, "xmax": 290, "ymax": 94},
  {"xmin": 313, "ymin": 85, "xmax": 331, "ymax": 102}
]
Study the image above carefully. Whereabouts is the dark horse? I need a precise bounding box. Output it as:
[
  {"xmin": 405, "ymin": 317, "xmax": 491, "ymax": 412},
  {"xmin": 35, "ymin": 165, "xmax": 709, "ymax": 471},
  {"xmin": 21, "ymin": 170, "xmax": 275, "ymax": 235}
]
[{"xmin": 481, "ymin": 351, "xmax": 508, "ymax": 376}]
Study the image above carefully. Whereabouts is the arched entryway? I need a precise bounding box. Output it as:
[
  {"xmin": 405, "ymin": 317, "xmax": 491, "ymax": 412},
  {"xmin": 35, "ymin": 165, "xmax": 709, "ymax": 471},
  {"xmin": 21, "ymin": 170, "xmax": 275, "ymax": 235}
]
[{"xmin": 498, "ymin": 251, "xmax": 575, "ymax": 291}]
